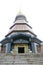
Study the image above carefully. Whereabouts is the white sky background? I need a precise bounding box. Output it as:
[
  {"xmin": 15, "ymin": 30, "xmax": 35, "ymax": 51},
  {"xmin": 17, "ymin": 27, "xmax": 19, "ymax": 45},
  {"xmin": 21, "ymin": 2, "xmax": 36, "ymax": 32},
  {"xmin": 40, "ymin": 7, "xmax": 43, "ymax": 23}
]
[{"xmin": 0, "ymin": 0, "xmax": 43, "ymax": 41}]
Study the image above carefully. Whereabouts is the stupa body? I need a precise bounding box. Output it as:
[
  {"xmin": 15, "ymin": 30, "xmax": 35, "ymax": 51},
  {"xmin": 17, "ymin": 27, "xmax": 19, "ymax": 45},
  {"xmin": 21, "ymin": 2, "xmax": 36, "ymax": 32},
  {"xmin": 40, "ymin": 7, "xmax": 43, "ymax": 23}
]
[{"xmin": 0, "ymin": 13, "xmax": 42, "ymax": 54}]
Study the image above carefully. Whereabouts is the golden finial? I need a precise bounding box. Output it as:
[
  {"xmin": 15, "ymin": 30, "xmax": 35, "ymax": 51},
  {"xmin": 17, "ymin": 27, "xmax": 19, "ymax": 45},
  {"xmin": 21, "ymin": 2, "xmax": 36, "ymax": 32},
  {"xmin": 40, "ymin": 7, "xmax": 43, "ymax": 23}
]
[{"xmin": 18, "ymin": 8, "xmax": 22, "ymax": 15}]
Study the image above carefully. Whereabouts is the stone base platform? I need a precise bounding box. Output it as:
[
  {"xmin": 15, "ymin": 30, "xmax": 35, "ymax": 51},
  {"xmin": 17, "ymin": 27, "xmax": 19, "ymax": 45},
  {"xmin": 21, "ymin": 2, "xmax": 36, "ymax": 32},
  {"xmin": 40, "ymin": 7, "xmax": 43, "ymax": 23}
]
[{"xmin": 0, "ymin": 53, "xmax": 43, "ymax": 65}]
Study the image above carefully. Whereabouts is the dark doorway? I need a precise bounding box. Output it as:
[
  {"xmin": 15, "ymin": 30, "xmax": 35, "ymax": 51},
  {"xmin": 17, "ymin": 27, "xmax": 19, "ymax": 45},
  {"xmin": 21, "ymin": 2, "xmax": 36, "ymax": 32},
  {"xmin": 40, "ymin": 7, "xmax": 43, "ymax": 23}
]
[{"xmin": 18, "ymin": 47, "xmax": 24, "ymax": 53}]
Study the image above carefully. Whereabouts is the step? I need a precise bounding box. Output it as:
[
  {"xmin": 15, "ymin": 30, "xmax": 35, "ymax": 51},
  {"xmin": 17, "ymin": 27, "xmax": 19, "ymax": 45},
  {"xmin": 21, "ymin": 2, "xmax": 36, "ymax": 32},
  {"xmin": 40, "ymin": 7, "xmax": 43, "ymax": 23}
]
[{"xmin": 0, "ymin": 53, "xmax": 43, "ymax": 65}]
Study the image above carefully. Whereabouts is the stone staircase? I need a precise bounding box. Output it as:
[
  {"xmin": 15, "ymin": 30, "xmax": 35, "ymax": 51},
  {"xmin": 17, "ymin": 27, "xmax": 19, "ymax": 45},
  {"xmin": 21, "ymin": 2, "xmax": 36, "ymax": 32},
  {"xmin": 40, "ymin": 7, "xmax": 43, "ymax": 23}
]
[{"xmin": 0, "ymin": 53, "xmax": 43, "ymax": 65}]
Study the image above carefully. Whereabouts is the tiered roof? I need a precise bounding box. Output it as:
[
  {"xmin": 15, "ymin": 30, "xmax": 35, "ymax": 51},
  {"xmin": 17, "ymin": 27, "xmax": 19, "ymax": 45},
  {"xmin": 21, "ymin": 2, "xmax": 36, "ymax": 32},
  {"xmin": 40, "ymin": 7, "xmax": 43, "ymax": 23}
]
[
  {"xmin": 5, "ymin": 13, "xmax": 36, "ymax": 37},
  {"xmin": 0, "ymin": 13, "xmax": 42, "ymax": 45}
]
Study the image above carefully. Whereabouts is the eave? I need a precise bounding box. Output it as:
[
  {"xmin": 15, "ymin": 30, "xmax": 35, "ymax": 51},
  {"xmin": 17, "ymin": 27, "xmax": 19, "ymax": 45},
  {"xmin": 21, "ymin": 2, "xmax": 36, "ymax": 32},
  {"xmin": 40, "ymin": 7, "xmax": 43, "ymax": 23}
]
[
  {"xmin": 5, "ymin": 30, "xmax": 37, "ymax": 37},
  {"xmin": 10, "ymin": 23, "xmax": 32, "ymax": 29},
  {"xmin": 1, "ymin": 34, "xmax": 42, "ymax": 45}
]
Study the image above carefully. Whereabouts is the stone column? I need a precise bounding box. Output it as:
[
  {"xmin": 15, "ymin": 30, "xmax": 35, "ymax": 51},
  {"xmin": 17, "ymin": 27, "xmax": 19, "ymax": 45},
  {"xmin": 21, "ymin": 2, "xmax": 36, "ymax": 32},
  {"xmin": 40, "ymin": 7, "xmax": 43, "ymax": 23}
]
[
  {"xmin": 6, "ymin": 43, "xmax": 11, "ymax": 53},
  {"xmin": 31, "ymin": 43, "xmax": 35, "ymax": 53},
  {"xmin": 34, "ymin": 43, "xmax": 37, "ymax": 53}
]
